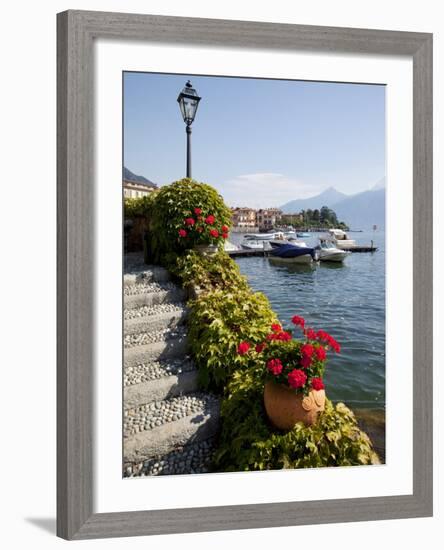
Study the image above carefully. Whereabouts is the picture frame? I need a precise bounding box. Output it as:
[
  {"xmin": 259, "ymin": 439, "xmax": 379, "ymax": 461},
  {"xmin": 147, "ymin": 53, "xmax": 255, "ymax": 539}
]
[{"xmin": 57, "ymin": 9, "xmax": 433, "ymax": 540}]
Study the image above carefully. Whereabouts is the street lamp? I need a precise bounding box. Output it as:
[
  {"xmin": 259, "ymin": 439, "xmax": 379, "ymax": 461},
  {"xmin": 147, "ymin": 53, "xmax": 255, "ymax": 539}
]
[{"xmin": 177, "ymin": 80, "xmax": 201, "ymax": 178}]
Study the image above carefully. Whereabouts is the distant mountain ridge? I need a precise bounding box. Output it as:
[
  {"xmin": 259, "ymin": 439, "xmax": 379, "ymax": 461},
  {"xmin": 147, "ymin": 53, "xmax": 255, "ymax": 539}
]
[
  {"xmin": 281, "ymin": 187, "xmax": 347, "ymax": 213},
  {"xmin": 281, "ymin": 183, "xmax": 385, "ymax": 230},
  {"xmin": 123, "ymin": 167, "xmax": 156, "ymax": 187}
]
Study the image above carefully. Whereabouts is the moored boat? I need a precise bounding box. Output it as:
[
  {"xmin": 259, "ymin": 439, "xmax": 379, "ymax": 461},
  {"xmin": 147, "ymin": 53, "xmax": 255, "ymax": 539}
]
[
  {"xmin": 268, "ymin": 242, "xmax": 316, "ymax": 264},
  {"xmin": 316, "ymin": 239, "xmax": 350, "ymax": 262},
  {"xmin": 327, "ymin": 229, "xmax": 357, "ymax": 249}
]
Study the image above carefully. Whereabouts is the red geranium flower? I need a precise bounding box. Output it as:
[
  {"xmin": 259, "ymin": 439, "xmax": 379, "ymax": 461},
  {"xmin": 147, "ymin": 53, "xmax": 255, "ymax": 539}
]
[
  {"xmin": 305, "ymin": 328, "xmax": 317, "ymax": 340},
  {"xmin": 221, "ymin": 225, "xmax": 229, "ymax": 233},
  {"xmin": 300, "ymin": 355, "xmax": 312, "ymax": 369},
  {"xmin": 311, "ymin": 377, "xmax": 325, "ymax": 391},
  {"xmin": 194, "ymin": 208, "xmax": 202, "ymax": 215},
  {"xmin": 222, "ymin": 233, "xmax": 228, "ymax": 239},
  {"xmin": 237, "ymin": 342, "xmax": 251, "ymax": 355},
  {"xmin": 255, "ymin": 343, "xmax": 266, "ymax": 353},
  {"xmin": 288, "ymin": 369, "xmax": 307, "ymax": 389},
  {"xmin": 277, "ymin": 331, "xmax": 292, "ymax": 341},
  {"xmin": 316, "ymin": 330, "xmax": 330, "ymax": 342},
  {"xmin": 184, "ymin": 217, "xmax": 195, "ymax": 226},
  {"xmin": 267, "ymin": 358, "xmax": 283, "ymax": 375},
  {"xmin": 301, "ymin": 343, "xmax": 315, "ymax": 358},
  {"xmin": 315, "ymin": 346, "xmax": 327, "ymax": 361},
  {"xmin": 205, "ymin": 215, "xmax": 215, "ymax": 225},
  {"xmin": 209, "ymin": 229, "xmax": 219, "ymax": 238},
  {"xmin": 330, "ymin": 339, "xmax": 341, "ymax": 353},
  {"xmin": 291, "ymin": 315, "xmax": 305, "ymax": 328},
  {"xmin": 271, "ymin": 323, "xmax": 282, "ymax": 332},
  {"xmin": 178, "ymin": 229, "xmax": 187, "ymax": 237}
]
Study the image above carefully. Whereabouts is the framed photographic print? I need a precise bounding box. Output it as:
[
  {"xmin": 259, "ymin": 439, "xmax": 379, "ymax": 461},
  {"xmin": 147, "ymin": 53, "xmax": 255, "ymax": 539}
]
[{"xmin": 57, "ymin": 10, "xmax": 433, "ymax": 540}]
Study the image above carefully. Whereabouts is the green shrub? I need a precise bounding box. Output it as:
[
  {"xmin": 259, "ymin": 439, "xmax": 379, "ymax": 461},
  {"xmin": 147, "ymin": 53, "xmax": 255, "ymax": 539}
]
[
  {"xmin": 187, "ymin": 286, "xmax": 277, "ymax": 391},
  {"xmin": 213, "ymin": 369, "xmax": 380, "ymax": 471},
  {"xmin": 124, "ymin": 192, "xmax": 158, "ymax": 220},
  {"xmin": 170, "ymin": 250, "xmax": 249, "ymax": 292},
  {"xmin": 150, "ymin": 178, "xmax": 232, "ymax": 261}
]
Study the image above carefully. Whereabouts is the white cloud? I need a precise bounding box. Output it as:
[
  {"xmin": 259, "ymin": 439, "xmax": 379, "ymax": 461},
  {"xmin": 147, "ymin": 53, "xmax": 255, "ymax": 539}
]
[{"xmin": 213, "ymin": 173, "xmax": 324, "ymax": 209}]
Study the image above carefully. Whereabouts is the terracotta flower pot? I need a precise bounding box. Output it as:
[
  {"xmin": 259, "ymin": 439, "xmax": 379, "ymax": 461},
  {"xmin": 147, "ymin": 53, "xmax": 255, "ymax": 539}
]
[{"xmin": 264, "ymin": 380, "xmax": 326, "ymax": 430}]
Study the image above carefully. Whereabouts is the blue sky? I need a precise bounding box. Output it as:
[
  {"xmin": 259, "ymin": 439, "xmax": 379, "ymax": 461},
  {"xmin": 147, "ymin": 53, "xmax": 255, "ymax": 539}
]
[{"xmin": 124, "ymin": 72, "xmax": 385, "ymax": 208}]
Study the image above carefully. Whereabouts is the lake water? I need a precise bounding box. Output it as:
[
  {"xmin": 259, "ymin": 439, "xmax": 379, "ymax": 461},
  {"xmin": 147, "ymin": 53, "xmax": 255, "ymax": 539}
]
[{"xmin": 231, "ymin": 231, "xmax": 385, "ymax": 411}]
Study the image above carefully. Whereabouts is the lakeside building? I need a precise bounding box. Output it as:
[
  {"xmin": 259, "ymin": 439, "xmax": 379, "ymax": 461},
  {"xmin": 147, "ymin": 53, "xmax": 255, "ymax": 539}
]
[
  {"xmin": 256, "ymin": 208, "xmax": 283, "ymax": 230},
  {"xmin": 231, "ymin": 207, "xmax": 257, "ymax": 228},
  {"xmin": 280, "ymin": 213, "xmax": 304, "ymax": 226},
  {"xmin": 123, "ymin": 178, "xmax": 157, "ymax": 198}
]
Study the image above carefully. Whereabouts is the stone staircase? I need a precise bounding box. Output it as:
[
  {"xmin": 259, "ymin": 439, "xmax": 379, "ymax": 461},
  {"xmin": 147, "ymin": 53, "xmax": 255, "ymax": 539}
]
[{"xmin": 123, "ymin": 254, "xmax": 220, "ymax": 477}]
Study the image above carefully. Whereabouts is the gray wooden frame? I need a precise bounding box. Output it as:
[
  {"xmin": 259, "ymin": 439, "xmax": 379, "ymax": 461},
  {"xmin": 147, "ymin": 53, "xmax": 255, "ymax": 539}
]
[{"xmin": 57, "ymin": 9, "xmax": 433, "ymax": 540}]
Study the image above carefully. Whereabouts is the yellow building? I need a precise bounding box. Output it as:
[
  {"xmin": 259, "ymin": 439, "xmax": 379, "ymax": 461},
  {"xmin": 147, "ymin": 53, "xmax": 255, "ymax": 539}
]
[
  {"xmin": 231, "ymin": 207, "xmax": 257, "ymax": 228},
  {"xmin": 123, "ymin": 179, "xmax": 157, "ymax": 198}
]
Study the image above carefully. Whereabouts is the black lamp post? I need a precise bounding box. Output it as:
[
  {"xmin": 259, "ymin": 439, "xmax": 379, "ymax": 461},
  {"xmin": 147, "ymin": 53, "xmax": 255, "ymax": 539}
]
[{"xmin": 177, "ymin": 80, "xmax": 201, "ymax": 178}]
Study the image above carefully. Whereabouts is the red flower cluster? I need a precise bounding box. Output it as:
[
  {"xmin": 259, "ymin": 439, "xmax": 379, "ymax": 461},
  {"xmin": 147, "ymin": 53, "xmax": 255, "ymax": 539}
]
[
  {"xmin": 289, "ymin": 317, "xmax": 341, "ymax": 354},
  {"xmin": 237, "ymin": 315, "xmax": 337, "ymax": 395},
  {"xmin": 178, "ymin": 209, "xmax": 230, "ymax": 242},
  {"xmin": 237, "ymin": 341, "xmax": 251, "ymax": 355},
  {"xmin": 266, "ymin": 323, "xmax": 292, "ymax": 342},
  {"xmin": 288, "ymin": 369, "xmax": 307, "ymax": 389},
  {"xmin": 291, "ymin": 315, "xmax": 305, "ymax": 328},
  {"xmin": 311, "ymin": 377, "xmax": 325, "ymax": 391},
  {"xmin": 315, "ymin": 330, "xmax": 341, "ymax": 353},
  {"xmin": 266, "ymin": 331, "xmax": 292, "ymax": 342},
  {"xmin": 267, "ymin": 358, "xmax": 283, "ymax": 375}
]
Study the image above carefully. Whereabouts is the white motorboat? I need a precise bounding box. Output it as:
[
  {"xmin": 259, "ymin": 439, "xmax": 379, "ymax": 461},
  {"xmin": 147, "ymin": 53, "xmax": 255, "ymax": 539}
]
[
  {"xmin": 327, "ymin": 229, "xmax": 356, "ymax": 249},
  {"xmin": 241, "ymin": 238, "xmax": 266, "ymax": 250},
  {"xmin": 317, "ymin": 239, "xmax": 350, "ymax": 262},
  {"xmin": 224, "ymin": 240, "xmax": 240, "ymax": 252},
  {"xmin": 243, "ymin": 232, "xmax": 276, "ymax": 241}
]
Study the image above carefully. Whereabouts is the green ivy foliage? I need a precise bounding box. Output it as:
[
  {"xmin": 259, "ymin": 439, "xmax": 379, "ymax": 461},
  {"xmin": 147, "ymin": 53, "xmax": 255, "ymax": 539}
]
[
  {"xmin": 187, "ymin": 286, "xmax": 277, "ymax": 391},
  {"xmin": 169, "ymin": 250, "xmax": 250, "ymax": 292},
  {"xmin": 150, "ymin": 178, "xmax": 232, "ymax": 261},
  {"xmin": 213, "ymin": 369, "xmax": 380, "ymax": 471},
  {"xmin": 123, "ymin": 192, "xmax": 158, "ymax": 219}
]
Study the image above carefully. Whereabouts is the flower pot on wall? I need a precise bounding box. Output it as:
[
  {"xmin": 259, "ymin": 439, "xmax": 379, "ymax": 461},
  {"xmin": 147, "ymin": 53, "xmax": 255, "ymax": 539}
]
[
  {"xmin": 264, "ymin": 380, "xmax": 325, "ymax": 430},
  {"xmin": 194, "ymin": 244, "xmax": 218, "ymax": 256}
]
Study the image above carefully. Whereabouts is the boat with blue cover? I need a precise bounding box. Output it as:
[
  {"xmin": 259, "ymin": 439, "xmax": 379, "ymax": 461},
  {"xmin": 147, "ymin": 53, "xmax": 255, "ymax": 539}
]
[{"xmin": 268, "ymin": 242, "xmax": 317, "ymax": 264}]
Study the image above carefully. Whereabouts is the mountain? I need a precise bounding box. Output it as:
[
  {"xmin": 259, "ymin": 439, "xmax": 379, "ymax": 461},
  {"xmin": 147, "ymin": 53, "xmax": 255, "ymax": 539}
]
[
  {"xmin": 280, "ymin": 183, "xmax": 385, "ymax": 230},
  {"xmin": 280, "ymin": 187, "xmax": 347, "ymax": 213},
  {"xmin": 334, "ymin": 188, "xmax": 385, "ymax": 230},
  {"xmin": 123, "ymin": 167, "xmax": 156, "ymax": 187}
]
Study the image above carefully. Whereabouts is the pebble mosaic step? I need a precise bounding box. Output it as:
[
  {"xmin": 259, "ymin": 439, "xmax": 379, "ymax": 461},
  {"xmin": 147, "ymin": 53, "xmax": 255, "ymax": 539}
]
[
  {"xmin": 123, "ymin": 437, "xmax": 216, "ymax": 477},
  {"xmin": 124, "ymin": 302, "xmax": 186, "ymax": 321},
  {"xmin": 124, "ymin": 367, "xmax": 199, "ymax": 408},
  {"xmin": 124, "ymin": 306, "xmax": 188, "ymax": 337},
  {"xmin": 124, "ymin": 358, "xmax": 196, "ymax": 387},
  {"xmin": 123, "ymin": 266, "xmax": 171, "ymax": 286},
  {"xmin": 124, "ymin": 285, "xmax": 187, "ymax": 310},
  {"xmin": 123, "ymin": 396, "xmax": 220, "ymax": 462},
  {"xmin": 124, "ymin": 325, "xmax": 187, "ymax": 349},
  {"xmin": 123, "ymin": 255, "xmax": 221, "ymax": 474},
  {"xmin": 123, "ymin": 333, "xmax": 189, "ymax": 368},
  {"xmin": 124, "ymin": 393, "xmax": 218, "ymax": 436}
]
